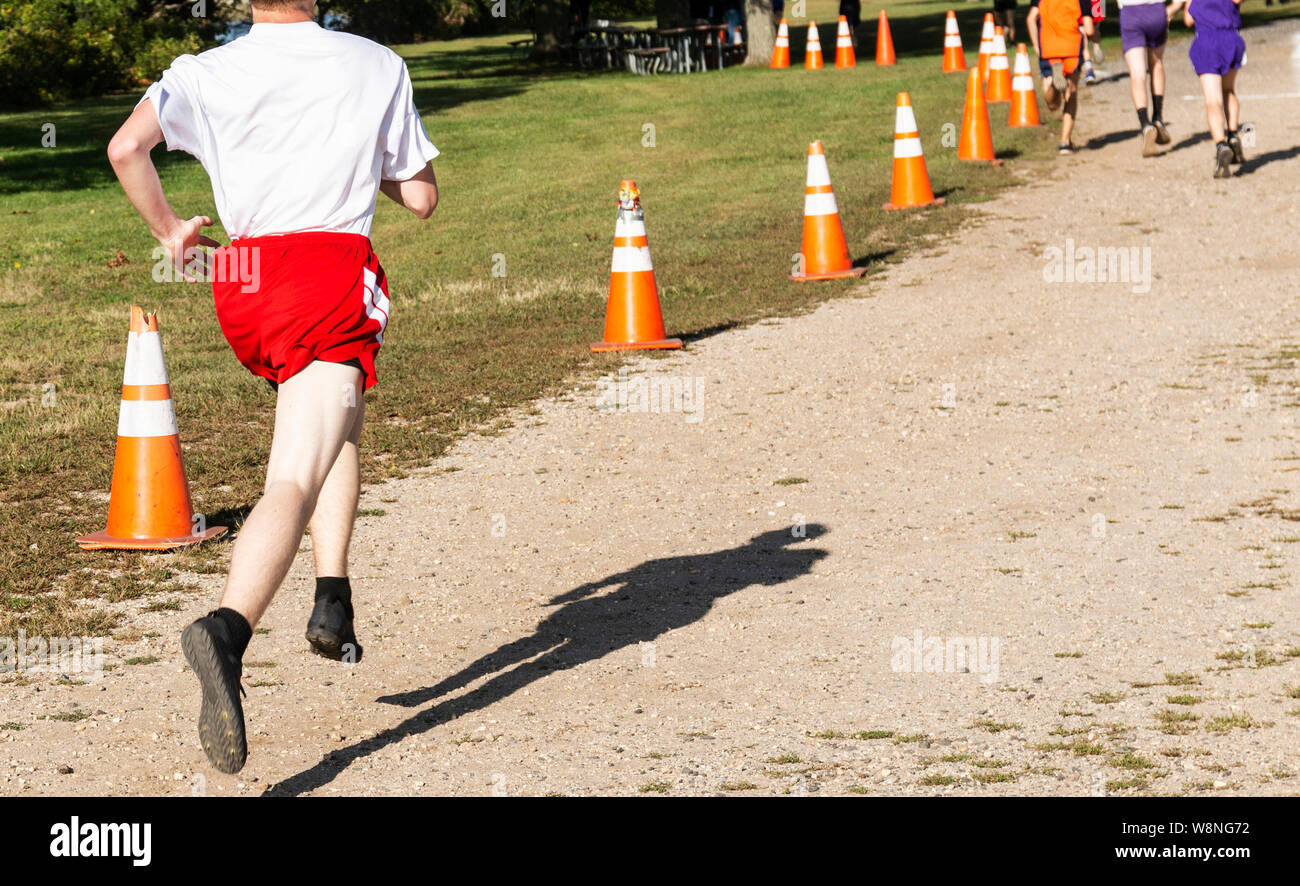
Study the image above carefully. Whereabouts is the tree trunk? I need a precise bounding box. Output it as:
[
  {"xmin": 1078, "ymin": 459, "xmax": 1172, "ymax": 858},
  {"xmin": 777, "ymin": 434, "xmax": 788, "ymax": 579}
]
[
  {"xmin": 743, "ymin": 0, "xmax": 774, "ymax": 65},
  {"xmin": 532, "ymin": 0, "xmax": 571, "ymax": 58},
  {"xmin": 655, "ymin": 0, "xmax": 692, "ymax": 29}
]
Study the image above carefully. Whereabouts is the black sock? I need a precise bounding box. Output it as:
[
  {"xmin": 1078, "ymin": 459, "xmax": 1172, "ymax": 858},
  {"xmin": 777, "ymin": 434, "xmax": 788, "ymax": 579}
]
[
  {"xmin": 1151, "ymin": 94, "xmax": 1164, "ymax": 122},
  {"xmin": 212, "ymin": 607, "xmax": 252, "ymax": 659},
  {"xmin": 1137, "ymin": 108, "xmax": 1150, "ymax": 129},
  {"xmin": 315, "ymin": 576, "xmax": 354, "ymax": 619},
  {"xmin": 1227, "ymin": 128, "xmax": 1238, "ymax": 140}
]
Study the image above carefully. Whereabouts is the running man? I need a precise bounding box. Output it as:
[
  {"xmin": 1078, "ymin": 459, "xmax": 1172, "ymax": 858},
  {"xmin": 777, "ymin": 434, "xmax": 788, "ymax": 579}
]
[
  {"xmin": 1118, "ymin": 0, "xmax": 1172, "ymax": 155},
  {"xmin": 1081, "ymin": 0, "xmax": 1108, "ymax": 83},
  {"xmin": 1168, "ymin": 0, "xmax": 1246, "ymax": 176},
  {"xmin": 106, "ymin": 0, "xmax": 439, "ymax": 773},
  {"xmin": 1027, "ymin": 0, "xmax": 1095, "ymax": 152}
]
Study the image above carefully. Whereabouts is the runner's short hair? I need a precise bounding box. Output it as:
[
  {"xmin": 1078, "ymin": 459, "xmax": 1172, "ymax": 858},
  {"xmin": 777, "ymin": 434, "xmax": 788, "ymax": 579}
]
[{"xmin": 250, "ymin": 0, "xmax": 316, "ymax": 10}]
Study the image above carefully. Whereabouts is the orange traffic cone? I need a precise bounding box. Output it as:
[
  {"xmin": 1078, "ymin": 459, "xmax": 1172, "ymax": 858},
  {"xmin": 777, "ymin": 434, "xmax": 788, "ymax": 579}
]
[
  {"xmin": 771, "ymin": 18, "xmax": 791, "ymax": 68},
  {"xmin": 1008, "ymin": 43, "xmax": 1042, "ymax": 126},
  {"xmin": 804, "ymin": 21, "xmax": 824, "ymax": 69},
  {"xmin": 875, "ymin": 10, "xmax": 896, "ymax": 66},
  {"xmin": 591, "ymin": 182, "xmax": 682, "ymax": 352},
  {"xmin": 834, "ymin": 15, "xmax": 856, "ymax": 68},
  {"xmin": 942, "ymin": 10, "xmax": 966, "ymax": 73},
  {"xmin": 77, "ymin": 307, "xmax": 227, "ymax": 551},
  {"xmin": 986, "ymin": 26, "xmax": 1013, "ymax": 102},
  {"xmin": 883, "ymin": 93, "xmax": 945, "ymax": 210},
  {"xmin": 958, "ymin": 66, "xmax": 1002, "ymax": 165},
  {"xmin": 977, "ymin": 13, "xmax": 994, "ymax": 84},
  {"xmin": 791, "ymin": 141, "xmax": 866, "ymax": 282}
]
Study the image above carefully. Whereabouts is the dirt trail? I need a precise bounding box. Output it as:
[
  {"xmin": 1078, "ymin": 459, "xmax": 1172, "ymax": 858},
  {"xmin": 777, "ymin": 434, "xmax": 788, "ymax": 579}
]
[{"xmin": 7, "ymin": 20, "xmax": 1300, "ymax": 796}]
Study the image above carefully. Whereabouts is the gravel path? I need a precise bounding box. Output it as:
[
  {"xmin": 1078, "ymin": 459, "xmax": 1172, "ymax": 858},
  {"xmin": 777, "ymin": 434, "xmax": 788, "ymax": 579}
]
[{"xmin": 6, "ymin": 19, "xmax": 1300, "ymax": 796}]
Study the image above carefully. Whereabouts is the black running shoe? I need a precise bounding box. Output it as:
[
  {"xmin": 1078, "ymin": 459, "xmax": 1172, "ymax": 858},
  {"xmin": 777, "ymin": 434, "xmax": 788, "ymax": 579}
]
[
  {"xmin": 306, "ymin": 595, "xmax": 363, "ymax": 663},
  {"xmin": 181, "ymin": 614, "xmax": 247, "ymax": 774},
  {"xmin": 1213, "ymin": 142, "xmax": 1234, "ymax": 178},
  {"xmin": 1228, "ymin": 134, "xmax": 1245, "ymax": 165}
]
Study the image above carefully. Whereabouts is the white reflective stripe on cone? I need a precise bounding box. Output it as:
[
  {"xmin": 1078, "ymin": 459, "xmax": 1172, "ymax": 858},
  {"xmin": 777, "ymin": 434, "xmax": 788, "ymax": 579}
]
[
  {"xmin": 1014, "ymin": 54, "xmax": 1030, "ymax": 74},
  {"xmin": 992, "ymin": 36, "xmax": 1007, "ymax": 54},
  {"xmin": 945, "ymin": 36, "xmax": 962, "ymax": 46},
  {"xmin": 123, "ymin": 331, "xmax": 171, "ymax": 386},
  {"xmin": 1012, "ymin": 74, "xmax": 1034, "ymax": 90},
  {"xmin": 805, "ymin": 154, "xmax": 832, "ymax": 187},
  {"xmin": 838, "ymin": 37, "xmax": 852, "ymax": 47},
  {"xmin": 118, "ymin": 399, "xmax": 180, "ymax": 438},
  {"xmin": 803, "ymin": 192, "xmax": 839, "ymax": 216},
  {"xmin": 895, "ymin": 105, "xmax": 919, "ymax": 134},
  {"xmin": 776, "ymin": 36, "xmax": 789, "ymax": 46},
  {"xmin": 611, "ymin": 247, "xmax": 654, "ymax": 273},
  {"xmin": 614, "ymin": 216, "xmax": 648, "ymax": 237},
  {"xmin": 990, "ymin": 55, "xmax": 1009, "ymax": 69},
  {"xmin": 894, "ymin": 137, "xmax": 923, "ymax": 159}
]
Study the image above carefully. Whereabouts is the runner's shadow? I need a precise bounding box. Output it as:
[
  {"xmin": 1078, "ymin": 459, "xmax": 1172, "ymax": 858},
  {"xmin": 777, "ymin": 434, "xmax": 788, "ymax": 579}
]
[
  {"xmin": 1165, "ymin": 131, "xmax": 1211, "ymax": 154},
  {"xmin": 1084, "ymin": 128, "xmax": 1138, "ymax": 149},
  {"xmin": 263, "ymin": 525, "xmax": 829, "ymax": 796},
  {"xmin": 1236, "ymin": 144, "xmax": 1300, "ymax": 175}
]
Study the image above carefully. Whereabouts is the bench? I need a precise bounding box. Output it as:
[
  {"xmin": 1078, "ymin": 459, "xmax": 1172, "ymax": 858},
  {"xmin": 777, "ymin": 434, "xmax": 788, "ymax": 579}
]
[{"xmin": 627, "ymin": 47, "xmax": 670, "ymax": 75}]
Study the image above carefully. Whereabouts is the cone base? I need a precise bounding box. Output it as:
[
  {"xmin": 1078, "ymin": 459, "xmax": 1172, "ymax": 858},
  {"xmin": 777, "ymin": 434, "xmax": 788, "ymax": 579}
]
[
  {"xmin": 1008, "ymin": 121, "xmax": 1041, "ymax": 128},
  {"xmin": 77, "ymin": 526, "xmax": 227, "ymax": 551},
  {"xmin": 790, "ymin": 266, "xmax": 869, "ymax": 282},
  {"xmin": 884, "ymin": 196, "xmax": 946, "ymax": 211},
  {"xmin": 960, "ymin": 157, "xmax": 1006, "ymax": 166},
  {"xmin": 591, "ymin": 338, "xmax": 683, "ymax": 353}
]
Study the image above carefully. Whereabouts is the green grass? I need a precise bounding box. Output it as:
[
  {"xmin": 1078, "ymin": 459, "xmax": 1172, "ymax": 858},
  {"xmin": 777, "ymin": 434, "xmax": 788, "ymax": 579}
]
[
  {"xmin": 1204, "ymin": 713, "xmax": 1257, "ymax": 733},
  {"xmin": 0, "ymin": 0, "xmax": 1078, "ymax": 633},
  {"xmin": 718, "ymin": 781, "xmax": 759, "ymax": 792},
  {"xmin": 972, "ymin": 718, "xmax": 1019, "ymax": 734},
  {"xmin": 638, "ymin": 781, "xmax": 671, "ymax": 794}
]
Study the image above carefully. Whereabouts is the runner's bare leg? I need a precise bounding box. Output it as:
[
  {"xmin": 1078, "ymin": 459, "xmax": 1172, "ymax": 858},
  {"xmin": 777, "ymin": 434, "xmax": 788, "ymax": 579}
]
[
  {"xmin": 309, "ymin": 400, "xmax": 364, "ymax": 578},
  {"xmin": 1199, "ymin": 72, "xmax": 1226, "ymax": 142},
  {"xmin": 220, "ymin": 360, "xmax": 365, "ymax": 627}
]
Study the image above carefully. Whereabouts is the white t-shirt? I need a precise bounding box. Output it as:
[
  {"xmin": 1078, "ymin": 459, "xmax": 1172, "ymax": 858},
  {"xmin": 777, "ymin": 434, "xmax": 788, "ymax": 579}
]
[{"xmin": 142, "ymin": 21, "xmax": 439, "ymax": 239}]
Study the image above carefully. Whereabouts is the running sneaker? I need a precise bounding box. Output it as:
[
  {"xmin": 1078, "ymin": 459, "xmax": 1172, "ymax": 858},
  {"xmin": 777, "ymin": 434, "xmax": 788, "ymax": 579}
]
[
  {"xmin": 1083, "ymin": 62, "xmax": 1097, "ymax": 85},
  {"xmin": 1153, "ymin": 119, "xmax": 1171, "ymax": 145},
  {"xmin": 1059, "ymin": 142, "xmax": 1076, "ymax": 155},
  {"xmin": 306, "ymin": 593, "xmax": 364, "ymax": 663},
  {"xmin": 1213, "ymin": 142, "xmax": 1234, "ymax": 178},
  {"xmin": 181, "ymin": 613, "xmax": 247, "ymax": 774},
  {"xmin": 1091, "ymin": 40, "xmax": 1104, "ymax": 64},
  {"xmin": 1228, "ymin": 133, "xmax": 1245, "ymax": 164},
  {"xmin": 1141, "ymin": 125, "xmax": 1159, "ymax": 157}
]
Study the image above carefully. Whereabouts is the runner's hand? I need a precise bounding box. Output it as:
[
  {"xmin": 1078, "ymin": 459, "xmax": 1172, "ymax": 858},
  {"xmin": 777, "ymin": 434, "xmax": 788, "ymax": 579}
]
[{"xmin": 160, "ymin": 215, "xmax": 220, "ymax": 283}]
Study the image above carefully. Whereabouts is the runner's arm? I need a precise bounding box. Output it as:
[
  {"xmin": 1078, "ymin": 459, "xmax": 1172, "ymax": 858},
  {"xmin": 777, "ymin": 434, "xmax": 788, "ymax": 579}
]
[
  {"xmin": 1026, "ymin": 6, "xmax": 1042, "ymax": 55},
  {"xmin": 380, "ymin": 164, "xmax": 439, "ymax": 219},
  {"xmin": 107, "ymin": 98, "xmax": 218, "ymax": 277}
]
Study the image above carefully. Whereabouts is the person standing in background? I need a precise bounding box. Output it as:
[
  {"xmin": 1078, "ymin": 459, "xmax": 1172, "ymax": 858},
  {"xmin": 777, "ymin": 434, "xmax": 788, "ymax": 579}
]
[{"xmin": 993, "ymin": 0, "xmax": 1018, "ymax": 43}]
